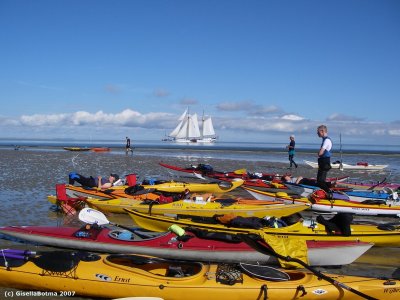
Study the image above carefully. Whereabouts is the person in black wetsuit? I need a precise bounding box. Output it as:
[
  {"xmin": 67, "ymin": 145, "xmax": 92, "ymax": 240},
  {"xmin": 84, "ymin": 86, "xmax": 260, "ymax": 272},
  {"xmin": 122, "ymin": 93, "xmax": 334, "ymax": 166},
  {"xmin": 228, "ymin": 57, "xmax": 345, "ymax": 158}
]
[
  {"xmin": 125, "ymin": 136, "xmax": 133, "ymax": 154},
  {"xmin": 286, "ymin": 135, "xmax": 298, "ymax": 169},
  {"xmin": 68, "ymin": 172, "xmax": 119, "ymax": 189}
]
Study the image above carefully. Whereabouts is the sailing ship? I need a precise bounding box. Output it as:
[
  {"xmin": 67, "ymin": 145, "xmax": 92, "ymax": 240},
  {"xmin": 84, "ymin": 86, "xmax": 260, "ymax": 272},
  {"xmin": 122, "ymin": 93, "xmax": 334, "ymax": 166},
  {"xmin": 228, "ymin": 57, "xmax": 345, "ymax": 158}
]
[{"xmin": 167, "ymin": 109, "xmax": 217, "ymax": 143}]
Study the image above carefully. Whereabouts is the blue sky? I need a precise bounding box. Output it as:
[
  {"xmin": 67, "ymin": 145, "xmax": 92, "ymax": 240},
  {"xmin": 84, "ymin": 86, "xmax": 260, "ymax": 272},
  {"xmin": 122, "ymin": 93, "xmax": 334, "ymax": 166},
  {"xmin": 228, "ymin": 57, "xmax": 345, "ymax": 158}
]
[{"xmin": 1, "ymin": 0, "xmax": 399, "ymax": 145}]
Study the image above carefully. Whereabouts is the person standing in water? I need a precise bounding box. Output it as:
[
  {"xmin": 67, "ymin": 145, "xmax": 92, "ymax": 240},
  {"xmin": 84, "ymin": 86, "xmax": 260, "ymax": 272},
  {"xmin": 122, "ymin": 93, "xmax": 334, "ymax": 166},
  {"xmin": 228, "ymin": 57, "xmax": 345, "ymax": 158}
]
[
  {"xmin": 317, "ymin": 125, "xmax": 332, "ymax": 193},
  {"xmin": 286, "ymin": 135, "xmax": 298, "ymax": 168},
  {"xmin": 125, "ymin": 136, "xmax": 133, "ymax": 154}
]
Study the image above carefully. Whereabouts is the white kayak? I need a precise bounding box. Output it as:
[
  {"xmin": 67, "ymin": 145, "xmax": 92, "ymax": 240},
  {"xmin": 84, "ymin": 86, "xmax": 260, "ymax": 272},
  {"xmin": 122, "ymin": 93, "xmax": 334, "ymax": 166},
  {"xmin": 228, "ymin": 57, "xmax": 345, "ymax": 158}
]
[
  {"xmin": 284, "ymin": 182, "xmax": 397, "ymax": 203},
  {"xmin": 244, "ymin": 187, "xmax": 400, "ymax": 217},
  {"xmin": 304, "ymin": 160, "xmax": 388, "ymax": 170}
]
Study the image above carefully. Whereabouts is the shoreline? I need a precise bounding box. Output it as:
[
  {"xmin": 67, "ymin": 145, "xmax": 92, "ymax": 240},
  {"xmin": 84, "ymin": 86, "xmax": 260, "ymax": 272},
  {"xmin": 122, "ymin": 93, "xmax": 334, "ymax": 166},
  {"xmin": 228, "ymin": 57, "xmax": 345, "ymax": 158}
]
[{"xmin": 1, "ymin": 139, "xmax": 399, "ymax": 156}]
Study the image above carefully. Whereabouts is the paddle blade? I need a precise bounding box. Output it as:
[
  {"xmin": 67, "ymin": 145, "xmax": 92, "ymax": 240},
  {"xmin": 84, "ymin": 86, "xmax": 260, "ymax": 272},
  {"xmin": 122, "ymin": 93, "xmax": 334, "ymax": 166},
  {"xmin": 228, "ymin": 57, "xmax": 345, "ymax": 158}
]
[
  {"xmin": 193, "ymin": 172, "xmax": 206, "ymax": 180},
  {"xmin": 78, "ymin": 208, "xmax": 109, "ymax": 226}
]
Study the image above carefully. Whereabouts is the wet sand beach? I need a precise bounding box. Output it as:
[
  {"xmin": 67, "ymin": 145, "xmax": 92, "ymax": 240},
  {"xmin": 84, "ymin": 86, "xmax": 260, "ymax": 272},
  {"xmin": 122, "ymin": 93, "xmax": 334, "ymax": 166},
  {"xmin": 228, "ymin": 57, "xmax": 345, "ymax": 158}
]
[{"xmin": 0, "ymin": 147, "xmax": 399, "ymax": 299}]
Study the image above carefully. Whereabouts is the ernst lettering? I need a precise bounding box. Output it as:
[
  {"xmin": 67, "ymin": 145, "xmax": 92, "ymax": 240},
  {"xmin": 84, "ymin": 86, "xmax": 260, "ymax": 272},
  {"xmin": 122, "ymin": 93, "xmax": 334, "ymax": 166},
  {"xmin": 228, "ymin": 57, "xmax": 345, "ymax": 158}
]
[
  {"xmin": 114, "ymin": 275, "xmax": 131, "ymax": 283},
  {"xmin": 384, "ymin": 287, "xmax": 400, "ymax": 294}
]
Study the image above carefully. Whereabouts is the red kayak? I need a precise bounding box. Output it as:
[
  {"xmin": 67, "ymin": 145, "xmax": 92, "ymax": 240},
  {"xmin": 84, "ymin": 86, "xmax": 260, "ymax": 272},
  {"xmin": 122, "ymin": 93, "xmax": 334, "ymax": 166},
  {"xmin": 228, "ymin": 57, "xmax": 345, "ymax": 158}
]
[
  {"xmin": 0, "ymin": 225, "xmax": 372, "ymax": 266},
  {"xmin": 159, "ymin": 162, "xmax": 277, "ymax": 181},
  {"xmin": 91, "ymin": 147, "xmax": 111, "ymax": 152},
  {"xmin": 159, "ymin": 162, "xmax": 349, "ymax": 187}
]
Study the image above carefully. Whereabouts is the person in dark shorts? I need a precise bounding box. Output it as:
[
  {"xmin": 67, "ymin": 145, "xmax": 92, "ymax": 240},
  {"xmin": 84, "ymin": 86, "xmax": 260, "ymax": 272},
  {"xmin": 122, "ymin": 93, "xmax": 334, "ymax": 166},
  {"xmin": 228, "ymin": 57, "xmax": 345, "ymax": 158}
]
[
  {"xmin": 125, "ymin": 136, "xmax": 133, "ymax": 154},
  {"xmin": 286, "ymin": 135, "xmax": 298, "ymax": 168},
  {"xmin": 317, "ymin": 125, "xmax": 332, "ymax": 193}
]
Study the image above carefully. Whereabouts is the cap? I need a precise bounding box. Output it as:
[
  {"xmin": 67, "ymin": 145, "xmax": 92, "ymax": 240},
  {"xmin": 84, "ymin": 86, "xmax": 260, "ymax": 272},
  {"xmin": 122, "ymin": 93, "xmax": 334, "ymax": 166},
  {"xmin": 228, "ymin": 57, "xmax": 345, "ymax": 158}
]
[{"xmin": 110, "ymin": 173, "xmax": 119, "ymax": 181}]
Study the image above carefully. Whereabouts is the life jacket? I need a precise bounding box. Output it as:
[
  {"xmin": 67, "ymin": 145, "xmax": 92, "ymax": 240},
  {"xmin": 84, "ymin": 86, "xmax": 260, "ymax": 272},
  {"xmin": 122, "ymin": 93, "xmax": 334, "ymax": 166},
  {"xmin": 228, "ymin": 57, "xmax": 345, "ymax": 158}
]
[
  {"xmin": 320, "ymin": 136, "xmax": 332, "ymax": 158},
  {"xmin": 310, "ymin": 189, "xmax": 327, "ymax": 203}
]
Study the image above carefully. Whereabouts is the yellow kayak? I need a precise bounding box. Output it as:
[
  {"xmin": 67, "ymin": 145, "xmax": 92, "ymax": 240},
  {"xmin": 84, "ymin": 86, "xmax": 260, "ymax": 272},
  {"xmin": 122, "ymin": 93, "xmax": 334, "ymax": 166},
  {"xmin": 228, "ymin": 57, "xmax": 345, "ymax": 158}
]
[
  {"xmin": 140, "ymin": 178, "xmax": 244, "ymax": 193},
  {"xmin": 86, "ymin": 197, "xmax": 308, "ymax": 216},
  {"xmin": 126, "ymin": 209, "xmax": 400, "ymax": 247},
  {"xmin": 65, "ymin": 179, "xmax": 243, "ymax": 200},
  {"xmin": 0, "ymin": 250, "xmax": 398, "ymax": 299},
  {"xmin": 64, "ymin": 184, "xmax": 160, "ymax": 200}
]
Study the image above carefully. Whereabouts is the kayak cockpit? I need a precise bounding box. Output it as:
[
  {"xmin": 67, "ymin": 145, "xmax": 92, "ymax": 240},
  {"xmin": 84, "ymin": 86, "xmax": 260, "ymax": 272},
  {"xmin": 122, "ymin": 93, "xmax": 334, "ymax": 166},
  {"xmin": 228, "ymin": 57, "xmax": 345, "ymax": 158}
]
[
  {"xmin": 108, "ymin": 229, "xmax": 169, "ymax": 241},
  {"xmin": 105, "ymin": 254, "xmax": 203, "ymax": 278}
]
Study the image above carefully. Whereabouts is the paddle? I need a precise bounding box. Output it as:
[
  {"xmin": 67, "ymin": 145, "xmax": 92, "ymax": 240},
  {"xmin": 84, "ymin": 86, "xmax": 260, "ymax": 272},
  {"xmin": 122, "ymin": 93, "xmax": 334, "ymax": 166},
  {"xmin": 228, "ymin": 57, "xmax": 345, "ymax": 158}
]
[
  {"xmin": 78, "ymin": 208, "xmax": 154, "ymax": 239},
  {"xmin": 193, "ymin": 172, "xmax": 207, "ymax": 180},
  {"xmin": 339, "ymin": 133, "xmax": 343, "ymax": 171},
  {"xmin": 367, "ymin": 177, "xmax": 387, "ymax": 190},
  {"xmin": 239, "ymin": 234, "xmax": 377, "ymax": 300}
]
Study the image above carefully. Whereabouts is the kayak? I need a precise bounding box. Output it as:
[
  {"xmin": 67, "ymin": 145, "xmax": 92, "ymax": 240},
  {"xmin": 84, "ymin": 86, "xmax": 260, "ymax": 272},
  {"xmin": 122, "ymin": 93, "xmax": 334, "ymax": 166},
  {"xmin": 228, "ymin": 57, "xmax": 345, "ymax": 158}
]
[
  {"xmin": 159, "ymin": 162, "xmax": 277, "ymax": 181},
  {"xmin": 126, "ymin": 209, "xmax": 400, "ymax": 247},
  {"xmin": 91, "ymin": 147, "xmax": 111, "ymax": 152},
  {"xmin": 65, "ymin": 179, "xmax": 244, "ymax": 200},
  {"xmin": 85, "ymin": 197, "xmax": 309, "ymax": 216},
  {"xmin": 0, "ymin": 226, "xmax": 372, "ymax": 266},
  {"xmin": 159, "ymin": 162, "xmax": 349, "ymax": 184},
  {"xmin": 1, "ymin": 250, "xmax": 397, "ymax": 299},
  {"xmin": 140, "ymin": 179, "xmax": 244, "ymax": 193},
  {"xmin": 244, "ymin": 187, "xmax": 400, "ymax": 217},
  {"xmin": 336, "ymin": 180, "xmax": 400, "ymax": 191},
  {"xmin": 64, "ymin": 184, "xmax": 160, "ymax": 200},
  {"xmin": 284, "ymin": 182, "xmax": 397, "ymax": 202},
  {"xmin": 304, "ymin": 160, "xmax": 388, "ymax": 170},
  {"xmin": 85, "ymin": 194, "xmax": 283, "ymax": 214},
  {"xmin": 63, "ymin": 147, "xmax": 91, "ymax": 151}
]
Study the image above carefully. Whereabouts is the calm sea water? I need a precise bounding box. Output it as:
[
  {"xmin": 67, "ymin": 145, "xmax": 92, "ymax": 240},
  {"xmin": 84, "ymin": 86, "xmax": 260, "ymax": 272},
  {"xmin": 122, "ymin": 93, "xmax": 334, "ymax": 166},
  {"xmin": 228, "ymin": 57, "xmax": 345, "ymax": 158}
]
[
  {"xmin": 0, "ymin": 141, "xmax": 399, "ymax": 299},
  {"xmin": 1, "ymin": 137, "xmax": 399, "ymax": 153}
]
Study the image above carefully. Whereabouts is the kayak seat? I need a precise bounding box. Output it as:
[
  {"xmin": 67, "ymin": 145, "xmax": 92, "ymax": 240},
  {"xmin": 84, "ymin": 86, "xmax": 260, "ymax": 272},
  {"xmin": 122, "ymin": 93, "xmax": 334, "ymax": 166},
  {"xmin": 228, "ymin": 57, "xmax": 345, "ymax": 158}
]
[
  {"xmin": 165, "ymin": 264, "xmax": 199, "ymax": 278},
  {"xmin": 106, "ymin": 254, "xmax": 202, "ymax": 276},
  {"xmin": 216, "ymin": 264, "xmax": 243, "ymax": 285},
  {"xmin": 165, "ymin": 265, "xmax": 186, "ymax": 277}
]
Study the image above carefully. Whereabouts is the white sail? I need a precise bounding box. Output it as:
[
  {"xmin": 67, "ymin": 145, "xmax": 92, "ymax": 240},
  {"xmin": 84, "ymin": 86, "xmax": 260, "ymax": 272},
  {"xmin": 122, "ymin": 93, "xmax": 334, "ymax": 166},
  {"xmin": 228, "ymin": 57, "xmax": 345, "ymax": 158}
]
[
  {"xmin": 177, "ymin": 108, "xmax": 188, "ymax": 121},
  {"xmin": 188, "ymin": 113, "xmax": 201, "ymax": 139},
  {"xmin": 166, "ymin": 109, "xmax": 216, "ymax": 143},
  {"xmin": 175, "ymin": 117, "xmax": 190, "ymax": 139},
  {"xmin": 202, "ymin": 116, "xmax": 215, "ymax": 137},
  {"xmin": 168, "ymin": 109, "xmax": 188, "ymax": 138},
  {"xmin": 169, "ymin": 119, "xmax": 184, "ymax": 137}
]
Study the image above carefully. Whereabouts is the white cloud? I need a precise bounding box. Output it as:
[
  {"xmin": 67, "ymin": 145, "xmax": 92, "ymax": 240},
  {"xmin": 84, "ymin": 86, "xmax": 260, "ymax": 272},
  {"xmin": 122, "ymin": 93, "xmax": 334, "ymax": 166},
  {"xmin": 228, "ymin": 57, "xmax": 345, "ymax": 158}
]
[
  {"xmin": 281, "ymin": 114, "xmax": 305, "ymax": 121},
  {"xmin": 3, "ymin": 108, "xmax": 400, "ymax": 144},
  {"xmin": 18, "ymin": 109, "xmax": 173, "ymax": 128}
]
